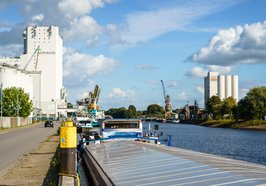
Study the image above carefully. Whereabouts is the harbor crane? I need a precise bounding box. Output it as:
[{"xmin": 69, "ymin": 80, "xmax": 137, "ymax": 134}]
[
  {"xmin": 89, "ymin": 85, "xmax": 101, "ymax": 110},
  {"xmin": 161, "ymin": 80, "xmax": 172, "ymax": 118}
]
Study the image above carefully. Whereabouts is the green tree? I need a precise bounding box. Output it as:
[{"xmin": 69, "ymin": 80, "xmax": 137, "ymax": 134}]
[
  {"xmin": 147, "ymin": 104, "xmax": 164, "ymax": 117},
  {"xmin": 233, "ymin": 97, "xmax": 253, "ymax": 121},
  {"xmin": 220, "ymin": 97, "xmax": 236, "ymax": 118},
  {"xmin": 127, "ymin": 105, "xmax": 137, "ymax": 118},
  {"xmin": 105, "ymin": 107, "xmax": 128, "ymax": 118},
  {"xmin": 235, "ymin": 87, "xmax": 266, "ymax": 121},
  {"xmin": 206, "ymin": 95, "xmax": 222, "ymax": 119},
  {"xmin": 67, "ymin": 102, "xmax": 73, "ymax": 108},
  {"xmin": 2, "ymin": 87, "xmax": 33, "ymax": 117},
  {"xmin": 246, "ymin": 86, "xmax": 266, "ymax": 120}
]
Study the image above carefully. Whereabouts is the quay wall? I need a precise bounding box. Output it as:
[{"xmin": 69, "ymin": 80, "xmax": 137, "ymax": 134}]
[{"xmin": 0, "ymin": 117, "xmax": 32, "ymax": 128}]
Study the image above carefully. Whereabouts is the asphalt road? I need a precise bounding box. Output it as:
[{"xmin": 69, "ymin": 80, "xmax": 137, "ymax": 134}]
[{"xmin": 0, "ymin": 122, "xmax": 60, "ymax": 175}]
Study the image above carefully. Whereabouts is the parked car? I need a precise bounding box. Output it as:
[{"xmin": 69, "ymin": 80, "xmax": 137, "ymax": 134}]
[{"xmin": 45, "ymin": 120, "xmax": 53, "ymax": 128}]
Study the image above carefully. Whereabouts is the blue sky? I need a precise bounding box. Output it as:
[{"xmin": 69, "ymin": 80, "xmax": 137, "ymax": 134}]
[{"xmin": 0, "ymin": 0, "xmax": 265, "ymax": 110}]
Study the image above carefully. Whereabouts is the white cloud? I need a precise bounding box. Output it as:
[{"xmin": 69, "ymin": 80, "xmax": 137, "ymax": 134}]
[
  {"xmin": 58, "ymin": 0, "xmax": 117, "ymax": 18},
  {"xmin": 63, "ymin": 47, "xmax": 118, "ymax": 87},
  {"xmin": 120, "ymin": 1, "xmax": 240, "ymax": 44},
  {"xmin": 0, "ymin": 44, "xmax": 23, "ymax": 57},
  {"xmin": 32, "ymin": 14, "xmax": 44, "ymax": 21},
  {"xmin": 106, "ymin": 24, "xmax": 123, "ymax": 45},
  {"xmin": 185, "ymin": 67, "xmax": 207, "ymax": 77},
  {"xmin": 62, "ymin": 16, "xmax": 102, "ymax": 43},
  {"xmin": 135, "ymin": 64, "xmax": 157, "ymax": 70},
  {"xmin": 186, "ymin": 65, "xmax": 232, "ymax": 77},
  {"xmin": 177, "ymin": 92, "xmax": 188, "ymax": 100},
  {"xmin": 58, "ymin": 0, "xmax": 101, "ymax": 18},
  {"xmin": 207, "ymin": 65, "xmax": 231, "ymax": 74},
  {"xmin": 190, "ymin": 21, "xmax": 266, "ymax": 66},
  {"xmin": 196, "ymin": 86, "xmax": 204, "ymax": 95},
  {"xmin": 0, "ymin": 22, "xmax": 13, "ymax": 32},
  {"xmin": 166, "ymin": 81, "xmax": 178, "ymax": 88},
  {"xmin": 109, "ymin": 88, "xmax": 135, "ymax": 98}
]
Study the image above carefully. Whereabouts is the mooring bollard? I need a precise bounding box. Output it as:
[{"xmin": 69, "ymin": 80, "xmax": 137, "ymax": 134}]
[{"xmin": 59, "ymin": 118, "xmax": 77, "ymax": 176}]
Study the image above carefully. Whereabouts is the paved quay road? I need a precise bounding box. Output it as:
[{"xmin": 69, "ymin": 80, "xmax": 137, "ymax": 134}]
[{"xmin": 0, "ymin": 122, "xmax": 60, "ymax": 175}]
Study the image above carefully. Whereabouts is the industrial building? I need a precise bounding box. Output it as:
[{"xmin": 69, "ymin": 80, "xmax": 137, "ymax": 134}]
[
  {"xmin": 204, "ymin": 72, "xmax": 238, "ymax": 107},
  {"xmin": 0, "ymin": 25, "xmax": 66, "ymax": 118}
]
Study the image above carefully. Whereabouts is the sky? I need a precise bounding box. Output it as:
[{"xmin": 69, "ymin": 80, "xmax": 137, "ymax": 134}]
[{"xmin": 0, "ymin": 0, "xmax": 266, "ymax": 110}]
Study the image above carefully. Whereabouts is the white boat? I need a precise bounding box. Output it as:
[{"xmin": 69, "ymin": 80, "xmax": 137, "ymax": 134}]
[
  {"xmin": 76, "ymin": 117, "xmax": 93, "ymax": 128},
  {"xmin": 172, "ymin": 119, "xmax": 180, "ymax": 124},
  {"xmin": 100, "ymin": 119, "xmax": 142, "ymax": 140}
]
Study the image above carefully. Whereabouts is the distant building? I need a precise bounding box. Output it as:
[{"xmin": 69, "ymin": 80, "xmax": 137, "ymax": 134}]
[
  {"xmin": 204, "ymin": 72, "xmax": 238, "ymax": 108},
  {"xmin": 0, "ymin": 25, "xmax": 66, "ymax": 118}
]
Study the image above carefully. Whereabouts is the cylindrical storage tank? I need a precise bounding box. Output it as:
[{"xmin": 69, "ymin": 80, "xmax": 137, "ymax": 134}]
[
  {"xmin": 225, "ymin": 75, "xmax": 232, "ymax": 98},
  {"xmin": 17, "ymin": 70, "xmax": 23, "ymax": 89},
  {"xmin": 0, "ymin": 68, "xmax": 17, "ymax": 88},
  {"xmin": 21, "ymin": 72, "xmax": 26, "ymax": 90},
  {"xmin": 28, "ymin": 76, "xmax": 33, "ymax": 100},
  {"xmin": 232, "ymin": 75, "xmax": 238, "ymax": 103},
  {"xmin": 218, "ymin": 75, "xmax": 225, "ymax": 100}
]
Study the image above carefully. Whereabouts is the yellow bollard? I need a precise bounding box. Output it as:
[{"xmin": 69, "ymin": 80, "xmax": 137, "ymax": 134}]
[{"xmin": 59, "ymin": 118, "xmax": 77, "ymax": 176}]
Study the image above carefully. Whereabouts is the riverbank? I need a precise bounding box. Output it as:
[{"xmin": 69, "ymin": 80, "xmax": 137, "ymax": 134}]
[{"xmin": 199, "ymin": 119, "xmax": 266, "ymax": 130}]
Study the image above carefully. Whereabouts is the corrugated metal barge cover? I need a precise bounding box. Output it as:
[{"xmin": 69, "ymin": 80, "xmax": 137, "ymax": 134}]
[{"xmin": 86, "ymin": 141, "xmax": 266, "ymax": 186}]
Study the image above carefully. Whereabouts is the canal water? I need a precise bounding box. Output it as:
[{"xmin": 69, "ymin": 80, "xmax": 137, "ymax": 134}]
[{"xmin": 143, "ymin": 122, "xmax": 266, "ymax": 165}]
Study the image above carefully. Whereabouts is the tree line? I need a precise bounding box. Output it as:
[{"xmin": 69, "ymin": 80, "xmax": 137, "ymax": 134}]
[
  {"xmin": 105, "ymin": 104, "xmax": 165, "ymax": 119},
  {"xmin": 106, "ymin": 86, "xmax": 266, "ymax": 122},
  {"xmin": 206, "ymin": 86, "xmax": 266, "ymax": 121}
]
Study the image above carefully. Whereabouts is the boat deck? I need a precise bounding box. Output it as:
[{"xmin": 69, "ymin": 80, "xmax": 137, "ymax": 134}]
[{"xmin": 86, "ymin": 141, "xmax": 266, "ymax": 186}]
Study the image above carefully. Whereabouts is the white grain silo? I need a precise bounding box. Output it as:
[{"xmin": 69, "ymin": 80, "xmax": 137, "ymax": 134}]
[
  {"xmin": 17, "ymin": 70, "xmax": 23, "ymax": 88},
  {"xmin": 0, "ymin": 65, "xmax": 33, "ymax": 100},
  {"xmin": 204, "ymin": 72, "xmax": 218, "ymax": 108},
  {"xmin": 218, "ymin": 75, "xmax": 225, "ymax": 100},
  {"xmin": 0, "ymin": 67, "xmax": 17, "ymax": 88},
  {"xmin": 232, "ymin": 75, "xmax": 238, "ymax": 103},
  {"xmin": 225, "ymin": 75, "xmax": 232, "ymax": 98}
]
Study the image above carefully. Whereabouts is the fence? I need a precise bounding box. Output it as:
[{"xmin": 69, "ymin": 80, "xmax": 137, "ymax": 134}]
[{"xmin": 0, "ymin": 117, "xmax": 32, "ymax": 128}]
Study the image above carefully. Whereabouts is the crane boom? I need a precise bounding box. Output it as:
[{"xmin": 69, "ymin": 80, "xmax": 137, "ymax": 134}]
[
  {"xmin": 161, "ymin": 80, "xmax": 172, "ymax": 118},
  {"xmin": 161, "ymin": 80, "xmax": 166, "ymax": 100},
  {"xmin": 96, "ymin": 88, "xmax": 101, "ymax": 104}
]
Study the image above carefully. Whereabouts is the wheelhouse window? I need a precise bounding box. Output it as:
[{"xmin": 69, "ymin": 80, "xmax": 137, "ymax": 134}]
[{"xmin": 105, "ymin": 122, "xmax": 139, "ymax": 129}]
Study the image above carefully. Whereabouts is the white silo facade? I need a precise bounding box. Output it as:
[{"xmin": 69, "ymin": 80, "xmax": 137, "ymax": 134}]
[
  {"xmin": 218, "ymin": 75, "xmax": 225, "ymax": 100},
  {"xmin": 22, "ymin": 26, "xmax": 63, "ymax": 117},
  {"xmin": 0, "ymin": 67, "xmax": 17, "ymax": 88},
  {"xmin": 232, "ymin": 75, "xmax": 238, "ymax": 102},
  {"xmin": 0, "ymin": 65, "xmax": 33, "ymax": 99},
  {"xmin": 225, "ymin": 75, "xmax": 232, "ymax": 98},
  {"xmin": 204, "ymin": 72, "xmax": 218, "ymax": 107},
  {"xmin": 205, "ymin": 72, "xmax": 239, "ymax": 107}
]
